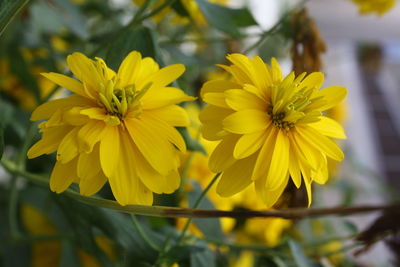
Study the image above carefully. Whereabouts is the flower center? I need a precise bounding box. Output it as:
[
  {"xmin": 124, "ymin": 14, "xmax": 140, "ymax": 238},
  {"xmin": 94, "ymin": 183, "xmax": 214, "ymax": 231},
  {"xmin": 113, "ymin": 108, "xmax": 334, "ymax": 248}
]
[
  {"xmin": 268, "ymin": 106, "xmax": 295, "ymax": 130},
  {"xmin": 98, "ymin": 80, "xmax": 152, "ymax": 119}
]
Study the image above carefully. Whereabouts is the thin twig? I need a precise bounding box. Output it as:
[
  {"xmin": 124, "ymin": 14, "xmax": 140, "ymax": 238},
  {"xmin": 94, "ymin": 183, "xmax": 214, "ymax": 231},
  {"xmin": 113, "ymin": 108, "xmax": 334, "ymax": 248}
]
[{"xmin": 1, "ymin": 156, "xmax": 399, "ymax": 220}]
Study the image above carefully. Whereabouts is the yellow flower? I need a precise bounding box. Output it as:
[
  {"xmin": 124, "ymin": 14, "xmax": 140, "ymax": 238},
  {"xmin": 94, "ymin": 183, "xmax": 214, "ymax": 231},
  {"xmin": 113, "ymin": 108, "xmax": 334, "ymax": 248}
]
[
  {"xmin": 27, "ymin": 51, "xmax": 194, "ymax": 205},
  {"xmin": 351, "ymin": 0, "xmax": 396, "ymax": 15},
  {"xmin": 200, "ymin": 54, "xmax": 347, "ymax": 207}
]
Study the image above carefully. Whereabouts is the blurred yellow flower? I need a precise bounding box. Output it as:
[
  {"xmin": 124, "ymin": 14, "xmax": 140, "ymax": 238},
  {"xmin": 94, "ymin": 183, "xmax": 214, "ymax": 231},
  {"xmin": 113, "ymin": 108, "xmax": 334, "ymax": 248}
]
[
  {"xmin": 351, "ymin": 0, "xmax": 396, "ymax": 15},
  {"xmin": 200, "ymin": 54, "xmax": 347, "ymax": 207},
  {"xmin": 0, "ymin": 53, "xmax": 55, "ymax": 111},
  {"xmin": 28, "ymin": 51, "xmax": 194, "ymax": 205},
  {"xmin": 133, "ymin": 0, "xmax": 227, "ymax": 26},
  {"xmin": 21, "ymin": 204, "xmax": 114, "ymax": 267}
]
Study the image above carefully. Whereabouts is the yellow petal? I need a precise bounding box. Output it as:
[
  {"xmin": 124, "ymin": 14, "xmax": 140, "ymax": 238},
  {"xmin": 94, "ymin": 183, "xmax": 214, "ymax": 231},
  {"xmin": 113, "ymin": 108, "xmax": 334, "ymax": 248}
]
[
  {"xmin": 223, "ymin": 109, "xmax": 269, "ymax": 134},
  {"xmin": 288, "ymin": 149, "xmax": 302, "ymax": 188},
  {"xmin": 132, "ymin": 140, "xmax": 180, "ymax": 194},
  {"xmin": 67, "ymin": 53, "xmax": 101, "ymax": 93},
  {"xmin": 80, "ymin": 107, "xmax": 108, "ymax": 121},
  {"xmin": 41, "ymin": 72, "xmax": 86, "ymax": 97},
  {"xmin": 202, "ymin": 92, "xmax": 229, "ymax": 108},
  {"xmin": 125, "ymin": 117, "xmax": 175, "ymax": 175},
  {"xmin": 27, "ymin": 125, "xmax": 71, "ymax": 158},
  {"xmin": 63, "ymin": 107, "xmax": 89, "ymax": 126},
  {"xmin": 79, "ymin": 170, "xmax": 107, "ymax": 196},
  {"xmin": 271, "ymin": 58, "xmax": 283, "ymax": 82},
  {"xmin": 216, "ymin": 153, "xmax": 257, "ymax": 197},
  {"xmin": 308, "ymin": 117, "xmax": 346, "ymax": 139},
  {"xmin": 108, "ymin": 131, "xmax": 153, "ymax": 205},
  {"xmin": 77, "ymin": 120, "xmax": 106, "ymax": 153},
  {"xmin": 304, "ymin": 178, "xmax": 312, "ymax": 207},
  {"xmin": 297, "ymin": 126, "xmax": 344, "ymax": 161},
  {"xmin": 145, "ymin": 105, "xmax": 189, "ymax": 127},
  {"xmin": 225, "ymin": 89, "xmax": 266, "ymax": 111},
  {"xmin": 56, "ymin": 128, "xmax": 79, "ymax": 164},
  {"xmin": 117, "ymin": 51, "xmax": 142, "ymax": 88},
  {"xmin": 31, "ymin": 95, "xmax": 91, "ymax": 121},
  {"xmin": 99, "ymin": 125, "xmax": 120, "ymax": 177},
  {"xmin": 142, "ymin": 112, "xmax": 186, "ymax": 152},
  {"xmin": 77, "ymin": 144, "xmax": 101, "ymax": 179},
  {"xmin": 243, "ymin": 84, "xmax": 268, "ymax": 102},
  {"xmin": 315, "ymin": 86, "xmax": 347, "ymax": 110},
  {"xmin": 208, "ymin": 135, "xmax": 239, "ymax": 172},
  {"xmin": 144, "ymin": 64, "xmax": 185, "ymax": 88},
  {"xmin": 142, "ymin": 87, "xmax": 195, "ymax": 110},
  {"xmin": 313, "ymin": 155, "xmax": 329, "ymax": 184},
  {"xmin": 50, "ymin": 158, "xmax": 78, "ymax": 193},
  {"xmin": 199, "ymin": 105, "xmax": 233, "ymax": 141},
  {"xmin": 255, "ymin": 173, "xmax": 289, "ymax": 208},
  {"xmin": 265, "ymin": 130, "xmax": 290, "ymax": 190},
  {"xmin": 234, "ymin": 130, "xmax": 268, "ymax": 159},
  {"xmin": 252, "ymin": 127, "xmax": 277, "ymax": 180},
  {"xmin": 299, "ymin": 72, "xmax": 324, "ymax": 90},
  {"xmin": 200, "ymin": 80, "xmax": 241, "ymax": 97}
]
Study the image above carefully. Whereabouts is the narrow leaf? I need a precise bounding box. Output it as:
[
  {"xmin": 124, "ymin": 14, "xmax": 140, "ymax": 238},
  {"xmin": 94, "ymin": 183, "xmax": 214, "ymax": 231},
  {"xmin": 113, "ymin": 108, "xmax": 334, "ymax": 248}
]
[{"xmin": 0, "ymin": 0, "xmax": 30, "ymax": 36}]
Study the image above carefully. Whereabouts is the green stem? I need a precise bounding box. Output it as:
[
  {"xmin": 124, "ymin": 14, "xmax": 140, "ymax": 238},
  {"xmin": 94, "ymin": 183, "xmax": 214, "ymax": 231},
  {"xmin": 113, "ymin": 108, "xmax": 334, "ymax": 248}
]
[
  {"xmin": 16, "ymin": 122, "xmax": 37, "ymax": 170},
  {"xmin": 137, "ymin": 0, "xmax": 177, "ymax": 22},
  {"xmin": 132, "ymin": 0, "xmax": 154, "ymax": 24},
  {"xmin": 8, "ymin": 122, "xmax": 38, "ymax": 240},
  {"xmin": 8, "ymin": 174, "xmax": 19, "ymax": 239},
  {"xmin": 243, "ymin": 0, "xmax": 308, "ymax": 54},
  {"xmin": 130, "ymin": 214, "xmax": 160, "ymax": 251},
  {"xmin": 175, "ymin": 172, "xmax": 221, "ymax": 245}
]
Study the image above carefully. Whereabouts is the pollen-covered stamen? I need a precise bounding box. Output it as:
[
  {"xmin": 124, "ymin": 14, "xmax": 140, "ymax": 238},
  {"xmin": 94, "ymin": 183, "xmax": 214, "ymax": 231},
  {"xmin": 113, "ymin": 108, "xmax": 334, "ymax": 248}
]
[{"xmin": 268, "ymin": 106, "xmax": 295, "ymax": 130}]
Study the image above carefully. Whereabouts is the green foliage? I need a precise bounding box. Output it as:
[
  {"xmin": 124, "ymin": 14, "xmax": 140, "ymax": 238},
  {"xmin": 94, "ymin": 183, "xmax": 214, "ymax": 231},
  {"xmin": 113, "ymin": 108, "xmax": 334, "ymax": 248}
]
[
  {"xmin": 105, "ymin": 26, "xmax": 159, "ymax": 70},
  {"xmin": 195, "ymin": 0, "xmax": 257, "ymax": 37}
]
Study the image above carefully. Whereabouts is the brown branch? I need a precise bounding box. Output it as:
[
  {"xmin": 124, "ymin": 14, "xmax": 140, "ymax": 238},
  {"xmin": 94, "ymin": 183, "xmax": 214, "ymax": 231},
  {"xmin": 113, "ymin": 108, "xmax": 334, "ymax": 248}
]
[{"xmin": 2, "ymin": 156, "xmax": 398, "ymax": 220}]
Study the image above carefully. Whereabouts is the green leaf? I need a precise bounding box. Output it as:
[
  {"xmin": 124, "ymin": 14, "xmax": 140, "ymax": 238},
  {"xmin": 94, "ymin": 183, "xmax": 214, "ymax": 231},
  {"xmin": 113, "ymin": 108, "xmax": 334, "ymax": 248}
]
[
  {"xmin": 105, "ymin": 26, "xmax": 159, "ymax": 71},
  {"xmin": 187, "ymin": 181, "xmax": 224, "ymax": 240},
  {"xmin": 289, "ymin": 240, "xmax": 316, "ymax": 267},
  {"xmin": 194, "ymin": 0, "xmax": 257, "ymax": 37},
  {"xmin": 177, "ymin": 127, "xmax": 206, "ymax": 154},
  {"xmin": 0, "ymin": 0, "xmax": 30, "ymax": 36}
]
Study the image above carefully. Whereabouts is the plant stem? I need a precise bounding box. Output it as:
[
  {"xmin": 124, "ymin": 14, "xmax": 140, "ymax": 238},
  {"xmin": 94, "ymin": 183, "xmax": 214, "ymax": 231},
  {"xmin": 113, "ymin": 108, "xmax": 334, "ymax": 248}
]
[
  {"xmin": 175, "ymin": 172, "xmax": 221, "ymax": 245},
  {"xmin": 137, "ymin": 0, "xmax": 177, "ymax": 22},
  {"xmin": 1, "ymin": 157, "xmax": 399, "ymax": 220},
  {"xmin": 130, "ymin": 214, "xmax": 160, "ymax": 251},
  {"xmin": 8, "ymin": 174, "xmax": 20, "ymax": 239}
]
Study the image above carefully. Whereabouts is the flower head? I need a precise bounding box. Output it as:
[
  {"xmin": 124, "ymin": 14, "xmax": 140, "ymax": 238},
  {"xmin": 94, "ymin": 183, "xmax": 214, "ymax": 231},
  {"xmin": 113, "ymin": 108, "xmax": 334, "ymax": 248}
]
[
  {"xmin": 28, "ymin": 51, "xmax": 194, "ymax": 205},
  {"xmin": 200, "ymin": 54, "xmax": 347, "ymax": 207}
]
